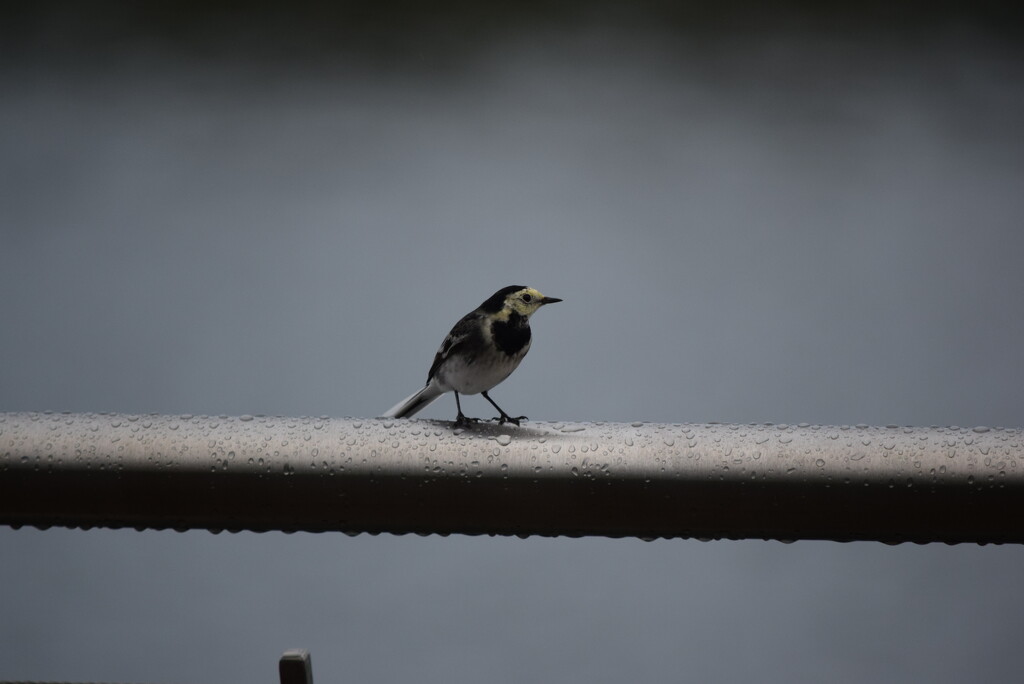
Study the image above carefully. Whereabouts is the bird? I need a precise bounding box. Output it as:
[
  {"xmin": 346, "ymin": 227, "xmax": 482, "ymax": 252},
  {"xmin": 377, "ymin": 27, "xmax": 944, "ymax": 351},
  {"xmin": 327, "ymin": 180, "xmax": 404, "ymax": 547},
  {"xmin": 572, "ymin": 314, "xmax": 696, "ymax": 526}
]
[{"xmin": 383, "ymin": 285, "xmax": 562, "ymax": 426}]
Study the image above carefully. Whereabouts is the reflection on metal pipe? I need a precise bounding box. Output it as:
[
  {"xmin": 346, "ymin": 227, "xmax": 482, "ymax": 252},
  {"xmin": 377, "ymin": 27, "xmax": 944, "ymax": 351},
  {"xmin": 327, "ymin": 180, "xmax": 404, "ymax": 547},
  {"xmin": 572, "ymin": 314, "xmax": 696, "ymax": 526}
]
[{"xmin": 1, "ymin": 412, "xmax": 1021, "ymax": 543}]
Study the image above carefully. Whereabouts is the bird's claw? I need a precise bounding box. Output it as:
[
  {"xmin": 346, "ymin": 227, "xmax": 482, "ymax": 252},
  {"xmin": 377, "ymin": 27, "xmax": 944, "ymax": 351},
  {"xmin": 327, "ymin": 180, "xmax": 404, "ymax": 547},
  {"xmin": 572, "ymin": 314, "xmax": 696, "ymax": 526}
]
[
  {"xmin": 454, "ymin": 414, "xmax": 480, "ymax": 428},
  {"xmin": 495, "ymin": 414, "xmax": 527, "ymax": 426}
]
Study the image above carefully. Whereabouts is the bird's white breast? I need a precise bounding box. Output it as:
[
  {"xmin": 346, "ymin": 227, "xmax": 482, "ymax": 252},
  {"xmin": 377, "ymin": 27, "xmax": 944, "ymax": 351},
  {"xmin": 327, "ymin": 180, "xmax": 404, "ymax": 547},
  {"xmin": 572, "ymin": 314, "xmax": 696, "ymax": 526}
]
[{"xmin": 435, "ymin": 343, "xmax": 530, "ymax": 395}]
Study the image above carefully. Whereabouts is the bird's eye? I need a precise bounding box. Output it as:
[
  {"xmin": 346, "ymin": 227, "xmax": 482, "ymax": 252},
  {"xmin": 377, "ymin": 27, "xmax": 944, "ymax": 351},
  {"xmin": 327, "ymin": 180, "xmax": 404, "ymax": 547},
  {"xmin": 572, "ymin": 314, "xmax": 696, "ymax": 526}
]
[{"xmin": 522, "ymin": 293, "xmax": 533, "ymax": 303}]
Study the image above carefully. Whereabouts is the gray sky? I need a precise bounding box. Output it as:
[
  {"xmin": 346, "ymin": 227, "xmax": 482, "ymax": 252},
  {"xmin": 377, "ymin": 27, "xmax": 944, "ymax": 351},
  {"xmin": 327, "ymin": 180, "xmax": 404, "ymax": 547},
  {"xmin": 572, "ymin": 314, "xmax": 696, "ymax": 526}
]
[{"xmin": 2, "ymin": 6, "xmax": 1023, "ymax": 683}]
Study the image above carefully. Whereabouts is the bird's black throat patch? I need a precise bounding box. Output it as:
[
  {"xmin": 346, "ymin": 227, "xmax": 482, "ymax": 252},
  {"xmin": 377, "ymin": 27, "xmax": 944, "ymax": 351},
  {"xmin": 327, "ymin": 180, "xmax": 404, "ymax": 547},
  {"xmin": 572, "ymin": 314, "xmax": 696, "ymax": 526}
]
[{"xmin": 491, "ymin": 312, "xmax": 531, "ymax": 356}]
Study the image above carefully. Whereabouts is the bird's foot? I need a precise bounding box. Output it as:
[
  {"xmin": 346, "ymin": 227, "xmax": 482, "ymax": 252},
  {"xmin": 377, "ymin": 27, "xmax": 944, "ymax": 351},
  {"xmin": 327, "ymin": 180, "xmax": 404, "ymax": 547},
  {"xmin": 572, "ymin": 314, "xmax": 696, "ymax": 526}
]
[
  {"xmin": 454, "ymin": 413, "xmax": 480, "ymax": 428},
  {"xmin": 494, "ymin": 413, "xmax": 527, "ymax": 427}
]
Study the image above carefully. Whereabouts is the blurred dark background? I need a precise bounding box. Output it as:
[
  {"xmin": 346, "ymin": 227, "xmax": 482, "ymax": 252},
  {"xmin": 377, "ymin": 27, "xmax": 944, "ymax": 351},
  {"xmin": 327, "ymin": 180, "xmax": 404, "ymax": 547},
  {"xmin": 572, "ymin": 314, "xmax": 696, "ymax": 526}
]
[{"xmin": 2, "ymin": 3, "xmax": 1023, "ymax": 683}]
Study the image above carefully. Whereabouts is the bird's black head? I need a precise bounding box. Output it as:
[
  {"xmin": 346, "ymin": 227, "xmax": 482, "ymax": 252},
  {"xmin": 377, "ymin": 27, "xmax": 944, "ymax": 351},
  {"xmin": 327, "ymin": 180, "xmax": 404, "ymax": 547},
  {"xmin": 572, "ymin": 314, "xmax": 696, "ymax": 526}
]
[{"xmin": 479, "ymin": 285, "xmax": 529, "ymax": 313}]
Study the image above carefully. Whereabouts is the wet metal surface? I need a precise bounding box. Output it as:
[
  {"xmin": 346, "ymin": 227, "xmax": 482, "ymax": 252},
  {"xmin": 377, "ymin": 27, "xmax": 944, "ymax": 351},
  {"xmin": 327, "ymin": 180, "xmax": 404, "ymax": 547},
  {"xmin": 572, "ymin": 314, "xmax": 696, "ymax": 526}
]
[{"xmin": 1, "ymin": 412, "xmax": 1021, "ymax": 543}]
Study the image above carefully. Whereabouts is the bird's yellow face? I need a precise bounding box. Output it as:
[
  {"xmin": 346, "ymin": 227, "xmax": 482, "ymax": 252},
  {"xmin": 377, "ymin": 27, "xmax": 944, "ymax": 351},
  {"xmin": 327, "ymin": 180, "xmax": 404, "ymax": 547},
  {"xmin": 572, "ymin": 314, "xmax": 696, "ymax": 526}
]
[{"xmin": 502, "ymin": 287, "xmax": 562, "ymax": 318}]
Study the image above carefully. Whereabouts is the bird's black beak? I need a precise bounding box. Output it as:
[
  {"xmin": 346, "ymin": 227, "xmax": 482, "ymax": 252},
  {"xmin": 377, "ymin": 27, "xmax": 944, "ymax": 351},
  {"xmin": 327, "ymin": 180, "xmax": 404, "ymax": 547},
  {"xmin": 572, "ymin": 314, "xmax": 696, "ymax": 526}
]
[{"xmin": 541, "ymin": 296, "xmax": 562, "ymax": 305}]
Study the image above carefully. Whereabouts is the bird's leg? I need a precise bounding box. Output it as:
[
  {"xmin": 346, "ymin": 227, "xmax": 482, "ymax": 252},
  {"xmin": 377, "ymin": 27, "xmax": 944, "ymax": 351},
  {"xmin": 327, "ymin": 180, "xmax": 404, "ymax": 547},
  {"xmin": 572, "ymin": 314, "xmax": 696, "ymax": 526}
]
[
  {"xmin": 482, "ymin": 391, "xmax": 527, "ymax": 426},
  {"xmin": 453, "ymin": 392, "xmax": 479, "ymax": 427}
]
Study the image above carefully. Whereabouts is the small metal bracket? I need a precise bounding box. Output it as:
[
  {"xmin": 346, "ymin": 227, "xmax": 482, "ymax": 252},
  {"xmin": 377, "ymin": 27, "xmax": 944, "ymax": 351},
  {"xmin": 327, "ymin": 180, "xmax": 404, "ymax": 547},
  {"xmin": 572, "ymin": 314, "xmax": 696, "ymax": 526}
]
[{"xmin": 279, "ymin": 649, "xmax": 313, "ymax": 684}]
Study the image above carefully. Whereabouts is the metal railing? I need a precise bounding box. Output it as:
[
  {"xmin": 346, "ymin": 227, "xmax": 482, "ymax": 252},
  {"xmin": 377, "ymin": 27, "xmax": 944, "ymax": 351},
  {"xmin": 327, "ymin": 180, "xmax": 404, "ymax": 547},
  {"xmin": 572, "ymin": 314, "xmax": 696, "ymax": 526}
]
[{"xmin": 1, "ymin": 412, "xmax": 1021, "ymax": 543}]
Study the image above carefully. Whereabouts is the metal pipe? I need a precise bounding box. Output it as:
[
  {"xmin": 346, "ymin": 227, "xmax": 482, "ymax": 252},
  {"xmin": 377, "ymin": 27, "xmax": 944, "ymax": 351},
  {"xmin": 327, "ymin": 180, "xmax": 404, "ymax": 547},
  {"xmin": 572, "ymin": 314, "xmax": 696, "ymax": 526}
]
[{"xmin": 1, "ymin": 412, "xmax": 1020, "ymax": 543}]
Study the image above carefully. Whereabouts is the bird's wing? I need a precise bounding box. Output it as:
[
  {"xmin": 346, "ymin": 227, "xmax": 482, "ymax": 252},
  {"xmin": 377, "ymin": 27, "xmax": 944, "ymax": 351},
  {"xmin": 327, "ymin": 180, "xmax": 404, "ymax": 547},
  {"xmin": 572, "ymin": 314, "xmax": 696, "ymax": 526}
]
[{"xmin": 426, "ymin": 313, "xmax": 482, "ymax": 382}]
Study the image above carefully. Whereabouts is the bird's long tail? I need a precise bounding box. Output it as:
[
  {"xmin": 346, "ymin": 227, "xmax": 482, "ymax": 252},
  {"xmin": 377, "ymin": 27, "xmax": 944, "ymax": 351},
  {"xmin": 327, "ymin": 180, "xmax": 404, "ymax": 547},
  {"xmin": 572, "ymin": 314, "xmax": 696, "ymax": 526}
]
[{"xmin": 382, "ymin": 383, "xmax": 445, "ymax": 419}]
